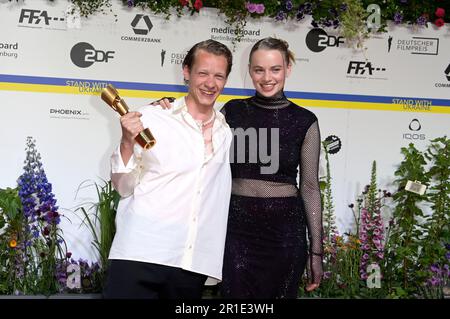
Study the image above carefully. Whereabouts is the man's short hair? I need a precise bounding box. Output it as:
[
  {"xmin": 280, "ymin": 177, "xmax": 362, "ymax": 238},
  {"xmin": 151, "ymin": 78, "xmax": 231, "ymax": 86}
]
[{"xmin": 182, "ymin": 39, "xmax": 233, "ymax": 77}]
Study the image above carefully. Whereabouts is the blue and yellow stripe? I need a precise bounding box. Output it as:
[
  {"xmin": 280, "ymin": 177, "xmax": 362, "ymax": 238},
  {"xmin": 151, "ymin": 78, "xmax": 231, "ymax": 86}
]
[{"xmin": 1, "ymin": 74, "xmax": 449, "ymax": 113}]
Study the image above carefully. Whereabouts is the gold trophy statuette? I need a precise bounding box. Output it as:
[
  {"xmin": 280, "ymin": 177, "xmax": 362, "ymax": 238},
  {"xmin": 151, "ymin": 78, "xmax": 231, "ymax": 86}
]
[{"xmin": 101, "ymin": 84, "xmax": 156, "ymax": 150}]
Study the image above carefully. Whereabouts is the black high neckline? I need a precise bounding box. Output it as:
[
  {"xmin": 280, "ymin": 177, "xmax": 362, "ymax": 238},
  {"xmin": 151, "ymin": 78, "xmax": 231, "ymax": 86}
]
[{"xmin": 251, "ymin": 91, "xmax": 290, "ymax": 109}]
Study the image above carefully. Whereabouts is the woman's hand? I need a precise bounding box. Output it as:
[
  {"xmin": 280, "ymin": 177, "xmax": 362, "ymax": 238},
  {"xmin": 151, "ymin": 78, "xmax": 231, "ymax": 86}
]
[{"xmin": 149, "ymin": 97, "xmax": 174, "ymax": 110}]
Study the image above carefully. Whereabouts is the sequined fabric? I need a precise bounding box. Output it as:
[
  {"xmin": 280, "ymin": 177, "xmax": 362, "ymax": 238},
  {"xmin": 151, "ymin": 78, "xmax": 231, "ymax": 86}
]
[
  {"xmin": 221, "ymin": 92, "xmax": 323, "ymax": 298},
  {"xmin": 222, "ymin": 195, "xmax": 308, "ymax": 298}
]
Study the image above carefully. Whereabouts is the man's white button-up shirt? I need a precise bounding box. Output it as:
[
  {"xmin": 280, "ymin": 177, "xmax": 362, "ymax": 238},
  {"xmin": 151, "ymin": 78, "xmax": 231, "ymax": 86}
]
[{"xmin": 109, "ymin": 97, "xmax": 232, "ymax": 280}]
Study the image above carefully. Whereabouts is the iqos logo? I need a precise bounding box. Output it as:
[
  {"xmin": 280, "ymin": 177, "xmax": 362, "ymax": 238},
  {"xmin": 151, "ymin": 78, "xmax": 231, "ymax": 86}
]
[
  {"xmin": 403, "ymin": 119, "xmax": 425, "ymax": 140},
  {"xmin": 70, "ymin": 42, "xmax": 115, "ymax": 68},
  {"xmin": 408, "ymin": 119, "xmax": 421, "ymax": 131}
]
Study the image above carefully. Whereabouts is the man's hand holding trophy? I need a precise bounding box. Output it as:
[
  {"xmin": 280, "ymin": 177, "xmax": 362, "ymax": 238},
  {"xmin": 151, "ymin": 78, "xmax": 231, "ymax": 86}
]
[{"xmin": 101, "ymin": 84, "xmax": 156, "ymax": 150}]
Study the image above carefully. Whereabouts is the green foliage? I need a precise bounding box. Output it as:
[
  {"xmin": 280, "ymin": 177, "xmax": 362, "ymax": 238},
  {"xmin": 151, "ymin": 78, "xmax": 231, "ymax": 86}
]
[
  {"xmin": 384, "ymin": 143, "xmax": 429, "ymax": 296},
  {"xmin": 70, "ymin": 0, "xmax": 113, "ymax": 17},
  {"xmin": 0, "ymin": 187, "xmax": 23, "ymax": 294},
  {"xmin": 303, "ymin": 138, "xmax": 449, "ymax": 299},
  {"xmin": 340, "ymin": 0, "xmax": 369, "ymax": 48},
  {"xmin": 321, "ymin": 140, "xmax": 338, "ymax": 245},
  {"xmin": 418, "ymin": 137, "xmax": 450, "ymax": 282},
  {"xmin": 8, "ymin": 0, "xmax": 449, "ymax": 47},
  {"xmin": 75, "ymin": 179, "xmax": 120, "ymax": 286}
]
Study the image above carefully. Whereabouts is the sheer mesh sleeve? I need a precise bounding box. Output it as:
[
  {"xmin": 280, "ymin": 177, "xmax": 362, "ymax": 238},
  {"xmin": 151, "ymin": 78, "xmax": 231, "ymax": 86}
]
[{"xmin": 299, "ymin": 120, "xmax": 323, "ymax": 284}]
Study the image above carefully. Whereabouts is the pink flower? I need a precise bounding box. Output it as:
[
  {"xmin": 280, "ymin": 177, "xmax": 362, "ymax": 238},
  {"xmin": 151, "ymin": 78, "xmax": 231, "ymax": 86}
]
[
  {"xmin": 435, "ymin": 8, "xmax": 445, "ymax": 18},
  {"xmin": 246, "ymin": 2, "xmax": 257, "ymax": 13},
  {"xmin": 255, "ymin": 3, "xmax": 265, "ymax": 14},
  {"xmin": 435, "ymin": 18, "xmax": 445, "ymax": 27},
  {"xmin": 179, "ymin": 0, "xmax": 189, "ymax": 6},
  {"xmin": 246, "ymin": 2, "xmax": 265, "ymax": 14}
]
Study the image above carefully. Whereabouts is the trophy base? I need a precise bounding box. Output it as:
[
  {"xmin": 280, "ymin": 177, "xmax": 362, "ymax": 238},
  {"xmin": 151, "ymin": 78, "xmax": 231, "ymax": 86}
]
[{"xmin": 136, "ymin": 128, "xmax": 156, "ymax": 150}]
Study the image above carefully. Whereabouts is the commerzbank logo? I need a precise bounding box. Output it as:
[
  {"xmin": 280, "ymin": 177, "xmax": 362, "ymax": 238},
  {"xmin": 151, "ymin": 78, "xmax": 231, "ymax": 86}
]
[
  {"xmin": 121, "ymin": 14, "xmax": 161, "ymax": 44},
  {"xmin": 131, "ymin": 14, "xmax": 153, "ymax": 35}
]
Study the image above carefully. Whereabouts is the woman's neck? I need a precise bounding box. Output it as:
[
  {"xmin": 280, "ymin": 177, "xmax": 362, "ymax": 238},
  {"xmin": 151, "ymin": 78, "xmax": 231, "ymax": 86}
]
[{"xmin": 252, "ymin": 90, "xmax": 290, "ymax": 109}]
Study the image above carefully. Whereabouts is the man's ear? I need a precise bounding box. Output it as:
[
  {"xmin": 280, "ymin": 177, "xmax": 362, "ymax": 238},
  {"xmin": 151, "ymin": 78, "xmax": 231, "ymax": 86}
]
[{"xmin": 183, "ymin": 65, "xmax": 190, "ymax": 84}]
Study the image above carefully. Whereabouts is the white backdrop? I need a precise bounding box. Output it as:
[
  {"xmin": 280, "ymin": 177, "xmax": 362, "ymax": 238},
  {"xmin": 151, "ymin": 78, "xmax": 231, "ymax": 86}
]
[{"xmin": 1, "ymin": 0, "xmax": 449, "ymax": 262}]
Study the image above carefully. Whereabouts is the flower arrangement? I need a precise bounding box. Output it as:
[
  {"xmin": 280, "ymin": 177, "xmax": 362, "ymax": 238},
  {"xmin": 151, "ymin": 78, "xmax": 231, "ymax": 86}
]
[
  {"xmin": 0, "ymin": 137, "xmax": 104, "ymax": 295},
  {"xmin": 8, "ymin": 1, "xmax": 449, "ymax": 44},
  {"xmin": 0, "ymin": 137, "xmax": 67, "ymax": 294},
  {"xmin": 357, "ymin": 162, "xmax": 386, "ymax": 282},
  {"xmin": 300, "ymin": 136, "xmax": 449, "ymax": 299}
]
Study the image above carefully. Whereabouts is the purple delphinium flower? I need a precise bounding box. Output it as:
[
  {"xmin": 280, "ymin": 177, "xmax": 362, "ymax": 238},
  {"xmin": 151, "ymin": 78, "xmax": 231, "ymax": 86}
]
[
  {"xmin": 394, "ymin": 12, "xmax": 403, "ymax": 24},
  {"xmin": 430, "ymin": 264, "xmax": 441, "ymax": 274},
  {"xmin": 285, "ymin": 0, "xmax": 293, "ymax": 11},
  {"xmin": 416, "ymin": 15, "xmax": 428, "ymax": 26},
  {"xmin": 275, "ymin": 11, "xmax": 287, "ymax": 21},
  {"xmin": 322, "ymin": 19, "xmax": 333, "ymax": 28},
  {"xmin": 332, "ymin": 19, "xmax": 339, "ymax": 28},
  {"xmin": 17, "ymin": 138, "xmax": 59, "ymax": 228},
  {"xmin": 427, "ymin": 276, "xmax": 441, "ymax": 287},
  {"xmin": 296, "ymin": 12, "xmax": 304, "ymax": 21},
  {"xmin": 127, "ymin": 0, "xmax": 134, "ymax": 7},
  {"xmin": 304, "ymin": 2, "xmax": 312, "ymax": 14}
]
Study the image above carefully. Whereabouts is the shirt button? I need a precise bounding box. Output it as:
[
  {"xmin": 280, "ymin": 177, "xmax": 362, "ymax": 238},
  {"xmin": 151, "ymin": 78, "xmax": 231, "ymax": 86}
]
[
  {"xmin": 193, "ymin": 217, "xmax": 197, "ymax": 222},
  {"xmin": 188, "ymin": 245, "xmax": 192, "ymax": 249}
]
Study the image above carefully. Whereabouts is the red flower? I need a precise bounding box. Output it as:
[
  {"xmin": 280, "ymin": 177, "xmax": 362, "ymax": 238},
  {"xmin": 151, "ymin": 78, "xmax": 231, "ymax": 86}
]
[
  {"xmin": 435, "ymin": 7, "xmax": 445, "ymax": 18},
  {"xmin": 435, "ymin": 18, "xmax": 445, "ymax": 27},
  {"xmin": 194, "ymin": 0, "xmax": 203, "ymax": 11},
  {"xmin": 179, "ymin": 0, "xmax": 189, "ymax": 6}
]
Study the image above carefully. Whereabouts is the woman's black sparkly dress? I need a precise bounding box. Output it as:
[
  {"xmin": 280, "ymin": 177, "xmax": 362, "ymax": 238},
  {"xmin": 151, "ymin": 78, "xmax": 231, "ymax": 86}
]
[{"xmin": 221, "ymin": 92, "xmax": 323, "ymax": 298}]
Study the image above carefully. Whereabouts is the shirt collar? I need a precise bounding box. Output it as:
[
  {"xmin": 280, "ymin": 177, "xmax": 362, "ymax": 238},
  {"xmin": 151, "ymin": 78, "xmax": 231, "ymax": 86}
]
[{"xmin": 172, "ymin": 96, "xmax": 228, "ymax": 127}]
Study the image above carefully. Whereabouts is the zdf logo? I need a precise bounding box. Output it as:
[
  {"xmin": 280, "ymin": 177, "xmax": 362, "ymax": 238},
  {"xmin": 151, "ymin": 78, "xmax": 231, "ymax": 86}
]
[
  {"xmin": 305, "ymin": 28, "xmax": 344, "ymax": 53},
  {"xmin": 70, "ymin": 42, "xmax": 115, "ymax": 68}
]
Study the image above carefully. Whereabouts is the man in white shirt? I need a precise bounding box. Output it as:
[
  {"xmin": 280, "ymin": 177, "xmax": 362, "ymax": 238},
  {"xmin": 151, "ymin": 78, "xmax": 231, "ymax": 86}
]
[{"xmin": 103, "ymin": 39, "xmax": 233, "ymax": 299}]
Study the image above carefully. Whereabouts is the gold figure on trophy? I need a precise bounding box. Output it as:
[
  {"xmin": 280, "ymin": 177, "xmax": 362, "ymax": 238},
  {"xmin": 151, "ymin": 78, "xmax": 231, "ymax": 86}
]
[{"xmin": 101, "ymin": 84, "xmax": 156, "ymax": 150}]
